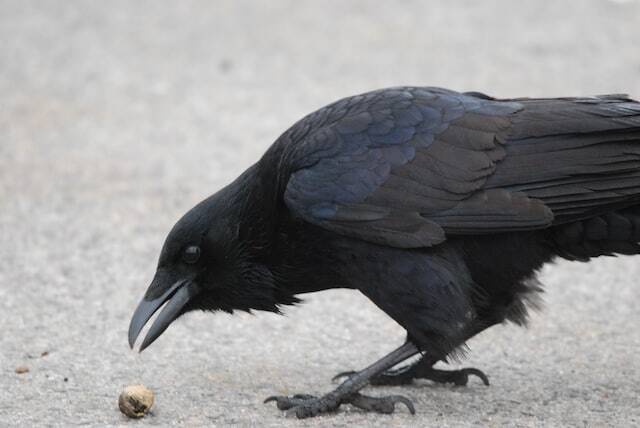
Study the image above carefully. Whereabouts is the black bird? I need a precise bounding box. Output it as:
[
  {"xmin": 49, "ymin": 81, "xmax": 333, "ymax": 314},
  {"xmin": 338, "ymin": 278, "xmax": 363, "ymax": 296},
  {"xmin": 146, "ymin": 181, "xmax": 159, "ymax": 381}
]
[{"xmin": 128, "ymin": 87, "xmax": 640, "ymax": 418}]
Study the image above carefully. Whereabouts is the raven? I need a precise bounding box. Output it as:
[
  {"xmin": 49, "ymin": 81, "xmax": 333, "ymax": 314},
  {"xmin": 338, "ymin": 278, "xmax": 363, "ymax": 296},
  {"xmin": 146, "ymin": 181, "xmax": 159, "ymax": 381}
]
[{"xmin": 128, "ymin": 87, "xmax": 640, "ymax": 418}]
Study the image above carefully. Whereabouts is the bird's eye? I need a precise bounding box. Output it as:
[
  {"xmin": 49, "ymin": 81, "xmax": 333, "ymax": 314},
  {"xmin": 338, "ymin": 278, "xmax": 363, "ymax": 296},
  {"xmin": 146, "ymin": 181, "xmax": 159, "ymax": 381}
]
[{"xmin": 182, "ymin": 245, "xmax": 201, "ymax": 264}]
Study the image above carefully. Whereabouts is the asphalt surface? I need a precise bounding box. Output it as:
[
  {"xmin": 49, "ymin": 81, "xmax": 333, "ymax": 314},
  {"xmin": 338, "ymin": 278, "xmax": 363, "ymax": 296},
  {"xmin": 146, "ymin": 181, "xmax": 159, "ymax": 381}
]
[{"xmin": 2, "ymin": 1, "xmax": 640, "ymax": 427}]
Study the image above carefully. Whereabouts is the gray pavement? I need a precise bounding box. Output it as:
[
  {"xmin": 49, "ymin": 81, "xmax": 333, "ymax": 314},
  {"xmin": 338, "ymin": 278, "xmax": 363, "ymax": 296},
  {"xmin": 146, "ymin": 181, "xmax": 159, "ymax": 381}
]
[{"xmin": 2, "ymin": 1, "xmax": 640, "ymax": 426}]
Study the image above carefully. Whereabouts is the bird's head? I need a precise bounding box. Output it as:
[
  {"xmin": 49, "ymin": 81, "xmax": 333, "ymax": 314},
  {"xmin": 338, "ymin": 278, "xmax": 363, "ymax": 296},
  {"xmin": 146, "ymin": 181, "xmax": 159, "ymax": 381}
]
[{"xmin": 128, "ymin": 178, "xmax": 296, "ymax": 351}]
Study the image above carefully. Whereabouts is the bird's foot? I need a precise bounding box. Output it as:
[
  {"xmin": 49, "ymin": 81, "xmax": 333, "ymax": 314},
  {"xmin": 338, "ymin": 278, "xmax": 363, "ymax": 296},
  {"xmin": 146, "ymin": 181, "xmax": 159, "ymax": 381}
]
[
  {"xmin": 264, "ymin": 391, "xmax": 415, "ymax": 418},
  {"xmin": 334, "ymin": 365, "xmax": 489, "ymax": 387},
  {"xmin": 266, "ymin": 341, "xmax": 421, "ymax": 418}
]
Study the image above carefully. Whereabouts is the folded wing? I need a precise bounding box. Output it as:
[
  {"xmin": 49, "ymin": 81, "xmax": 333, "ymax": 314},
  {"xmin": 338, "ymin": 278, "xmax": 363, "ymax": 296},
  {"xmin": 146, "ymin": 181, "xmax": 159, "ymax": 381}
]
[{"xmin": 281, "ymin": 87, "xmax": 640, "ymax": 248}]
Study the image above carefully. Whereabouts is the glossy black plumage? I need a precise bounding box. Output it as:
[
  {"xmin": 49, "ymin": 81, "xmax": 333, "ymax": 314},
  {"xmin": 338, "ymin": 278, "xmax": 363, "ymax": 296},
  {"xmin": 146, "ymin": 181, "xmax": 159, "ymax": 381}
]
[{"xmin": 128, "ymin": 87, "xmax": 640, "ymax": 418}]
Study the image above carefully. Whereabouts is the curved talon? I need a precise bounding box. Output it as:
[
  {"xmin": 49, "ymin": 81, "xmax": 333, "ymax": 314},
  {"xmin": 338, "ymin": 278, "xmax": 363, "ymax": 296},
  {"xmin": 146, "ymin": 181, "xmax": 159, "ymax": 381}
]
[
  {"xmin": 462, "ymin": 368, "xmax": 490, "ymax": 386},
  {"xmin": 449, "ymin": 368, "xmax": 490, "ymax": 386},
  {"xmin": 331, "ymin": 370, "xmax": 356, "ymax": 382},
  {"xmin": 264, "ymin": 395, "xmax": 293, "ymax": 410},
  {"xmin": 264, "ymin": 396, "xmax": 277, "ymax": 404},
  {"xmin": 389, "ymin": 395, "xmax": 416, "ymax": 415},
  {"xmin": 264, "ymin": 394, "xmax": 317, "ymax": 411}
]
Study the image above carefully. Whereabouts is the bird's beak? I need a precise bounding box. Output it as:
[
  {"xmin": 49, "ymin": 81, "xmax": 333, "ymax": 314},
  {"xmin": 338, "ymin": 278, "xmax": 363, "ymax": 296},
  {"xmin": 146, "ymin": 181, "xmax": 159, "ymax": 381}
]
[{"xmin": 128, "ymin": 276, "xmax": 200, "ymax": 352}]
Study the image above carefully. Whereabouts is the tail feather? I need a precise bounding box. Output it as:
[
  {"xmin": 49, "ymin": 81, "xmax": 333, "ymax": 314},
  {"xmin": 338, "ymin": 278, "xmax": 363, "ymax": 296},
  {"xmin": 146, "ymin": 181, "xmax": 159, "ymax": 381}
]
[{"xmin": 553, "ymin": 206, "xmax": 640, "ymax": 260}]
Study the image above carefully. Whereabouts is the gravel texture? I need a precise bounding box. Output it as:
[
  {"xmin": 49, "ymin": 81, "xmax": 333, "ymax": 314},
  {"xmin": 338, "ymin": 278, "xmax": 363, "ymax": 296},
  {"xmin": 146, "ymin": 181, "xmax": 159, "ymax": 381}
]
[{"xmin": 2, "ymin": 1, "xmax": 640, "ymax": 426}]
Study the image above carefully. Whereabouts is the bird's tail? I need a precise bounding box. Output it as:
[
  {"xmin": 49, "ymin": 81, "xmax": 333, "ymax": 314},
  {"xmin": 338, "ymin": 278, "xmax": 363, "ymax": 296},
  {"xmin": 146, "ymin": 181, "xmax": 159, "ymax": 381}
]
[{"xmin": 553, "ymin": 206, "xmax": 640, "ymax": 261}]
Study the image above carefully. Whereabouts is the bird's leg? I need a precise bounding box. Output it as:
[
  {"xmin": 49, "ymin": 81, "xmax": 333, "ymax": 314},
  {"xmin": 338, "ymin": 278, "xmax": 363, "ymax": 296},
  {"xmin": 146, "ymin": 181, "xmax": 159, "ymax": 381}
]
[
  {"xmin": 334, "ymin": 354, "xmax": 489, "ymax": 386},
  {"xmin": 333, "ymin": 324, "xmax": 495, "ymax": 387},
  {"xmin": 265, "ymin": 341, "xmax": 420, "ymax": 419}
]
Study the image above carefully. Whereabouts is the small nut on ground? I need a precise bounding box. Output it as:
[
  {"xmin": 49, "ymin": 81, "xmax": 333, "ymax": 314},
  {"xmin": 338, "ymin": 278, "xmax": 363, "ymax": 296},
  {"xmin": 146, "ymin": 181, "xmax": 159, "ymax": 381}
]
[
  {"xmin": 118, "ymin": 384, "xmax": 154, "ymax": 418},
  {"xmin": 15, "ymin": 366, "xmax": 29, "ymax": 374}
]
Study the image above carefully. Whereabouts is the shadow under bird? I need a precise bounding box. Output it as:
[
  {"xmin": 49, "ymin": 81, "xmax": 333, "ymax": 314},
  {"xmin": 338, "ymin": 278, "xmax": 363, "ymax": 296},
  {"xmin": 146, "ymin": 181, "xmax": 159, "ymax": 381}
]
[{"xmin": 128, "ymin": 87, "xmax": 640, "ymax": 418}]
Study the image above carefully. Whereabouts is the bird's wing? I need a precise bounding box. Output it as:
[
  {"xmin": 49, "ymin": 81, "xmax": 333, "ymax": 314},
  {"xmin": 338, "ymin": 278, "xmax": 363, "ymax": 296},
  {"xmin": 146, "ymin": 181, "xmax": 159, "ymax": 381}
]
[{"xmin": 281, "ymin": 87, "xmax": 640, "ymax": 248}]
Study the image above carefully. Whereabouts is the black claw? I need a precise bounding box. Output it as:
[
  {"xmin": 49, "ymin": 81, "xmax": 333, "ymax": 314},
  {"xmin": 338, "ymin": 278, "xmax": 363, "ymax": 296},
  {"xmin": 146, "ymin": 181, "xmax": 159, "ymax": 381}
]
[
  {"xmin": 463, "ymin": 368, "xmax": 490, "ymax": 386},
  {"xmin": 395, "ymin": 395, "xmax": 416, "ymax": 414},
  {"xmin": 447, "ymin": 368, "xmax": 490, "ymax": 386},
  {"xmin": 331, "ymin": 370, "xmax": 356, "ymax": 382},
  {"xmin": 264, "ymin": 394, "xmax": 318, "ymax": 411}
]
